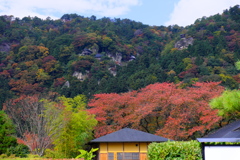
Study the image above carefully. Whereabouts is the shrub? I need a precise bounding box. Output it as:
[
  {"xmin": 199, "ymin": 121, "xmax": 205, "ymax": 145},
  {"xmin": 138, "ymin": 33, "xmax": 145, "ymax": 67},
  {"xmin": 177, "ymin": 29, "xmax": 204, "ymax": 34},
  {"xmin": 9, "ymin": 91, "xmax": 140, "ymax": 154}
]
[
  {"xmin": 148, "ymin": 140, "xmax": 202, "ymax": 160},
  {"xmin": 76, "ymin": 148, "xmax": 99, "ymax": 160},
  {"xmin": 0, "ymin": 154, "xmax": 8, "ymax": 159},
  {"xmin": 6, "ymin": 144, "xmax": 29, "ymax": 157},
  {"xmin": 44, "ymin": 149, "xmax": 65, "ymax": 158}
]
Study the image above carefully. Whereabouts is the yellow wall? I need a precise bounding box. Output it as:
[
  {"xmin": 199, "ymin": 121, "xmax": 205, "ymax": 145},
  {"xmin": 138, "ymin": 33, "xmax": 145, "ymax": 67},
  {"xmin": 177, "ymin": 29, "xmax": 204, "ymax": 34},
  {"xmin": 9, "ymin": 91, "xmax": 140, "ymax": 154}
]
[
  {"xmin": 100, "ymin": 143, "xmax": 108, "ymax": 153},
  {"xmin": 108, "ymin": 143, "xmax": 124, "ymax": 152},
  {"xmin": 124, "ymin": 143, "xmax": 139, "ymax": 152},
  {"xmin": 140, "ymin": 143, "xmax": 148, "ymax": 153},
  {"xmin": 99, "ymin": 142, "xmax": 148, "ymax": 153},
  {"xmin": 99, "ymin": 142, "xmax": 148, "ymax": 160}
]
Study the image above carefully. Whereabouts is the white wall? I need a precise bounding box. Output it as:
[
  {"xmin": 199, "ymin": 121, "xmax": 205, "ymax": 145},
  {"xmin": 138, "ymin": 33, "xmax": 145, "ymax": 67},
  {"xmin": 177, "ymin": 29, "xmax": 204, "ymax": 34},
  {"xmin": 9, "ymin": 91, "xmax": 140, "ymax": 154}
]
[{"xmin": 204, "ymin": 146, "xmax": 240, "ymax": 160}]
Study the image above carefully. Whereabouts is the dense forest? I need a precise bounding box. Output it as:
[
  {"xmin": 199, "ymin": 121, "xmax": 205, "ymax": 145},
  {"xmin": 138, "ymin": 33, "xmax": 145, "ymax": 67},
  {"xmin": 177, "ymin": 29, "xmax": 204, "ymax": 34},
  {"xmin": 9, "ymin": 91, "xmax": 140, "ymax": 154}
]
[{"xmin": 1, "ymin": 4, "xmax": 240, "ymax": 158}]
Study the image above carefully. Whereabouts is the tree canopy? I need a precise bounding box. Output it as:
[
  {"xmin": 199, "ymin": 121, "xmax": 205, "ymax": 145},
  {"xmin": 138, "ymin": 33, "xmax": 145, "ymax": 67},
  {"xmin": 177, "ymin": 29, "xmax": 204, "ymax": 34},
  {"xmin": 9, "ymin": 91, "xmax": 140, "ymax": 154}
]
[
  {"xmin": 210, "ymin": 90, "xmax": 240, "ymax": 120},
  {"xmin": 88, "ymin": 82, "xmax": 224, "ymax": 140}
]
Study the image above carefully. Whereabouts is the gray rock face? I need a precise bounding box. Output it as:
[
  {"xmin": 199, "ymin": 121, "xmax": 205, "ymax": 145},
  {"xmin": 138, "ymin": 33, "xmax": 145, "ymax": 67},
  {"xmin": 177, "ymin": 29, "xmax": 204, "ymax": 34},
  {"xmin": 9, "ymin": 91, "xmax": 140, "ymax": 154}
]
[
  {"xmin": 72, "ymin": 71, "xmax": 89, "ymax": 81},
  {"xmin": 174, "ymin": 37, "xmax": 194, "ymax": 50},
  {"xmin": 62, "ymin": 81, "xmax": 70, "ymax": 88},
  {"xmin": 108, "ymin": 67, "xmax": 117, "ymax": 76},
  {"xmin": 106, "ymin": 52, "xmax": 122, "ymax": 64},
  {"xmin": 0, "ymin": 43, "xmax": 11, "ymax": 53}
]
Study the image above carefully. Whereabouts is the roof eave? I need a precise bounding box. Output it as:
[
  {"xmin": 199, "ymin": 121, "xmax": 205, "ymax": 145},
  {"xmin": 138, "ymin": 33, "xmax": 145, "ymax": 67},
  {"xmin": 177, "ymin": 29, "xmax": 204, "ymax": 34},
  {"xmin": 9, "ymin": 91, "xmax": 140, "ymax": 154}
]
[{"xmin": 197, "ymin": 138, "xmax": 240, "ymax": 143}]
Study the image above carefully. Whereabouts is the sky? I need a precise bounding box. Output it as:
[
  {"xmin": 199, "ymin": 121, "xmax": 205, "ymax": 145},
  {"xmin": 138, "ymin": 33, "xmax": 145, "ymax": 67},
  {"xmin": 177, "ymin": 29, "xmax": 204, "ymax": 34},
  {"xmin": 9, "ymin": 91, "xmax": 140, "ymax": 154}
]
[{"xmin": 0, "ymin": 0, "xmax": 239, "ymax": 27}]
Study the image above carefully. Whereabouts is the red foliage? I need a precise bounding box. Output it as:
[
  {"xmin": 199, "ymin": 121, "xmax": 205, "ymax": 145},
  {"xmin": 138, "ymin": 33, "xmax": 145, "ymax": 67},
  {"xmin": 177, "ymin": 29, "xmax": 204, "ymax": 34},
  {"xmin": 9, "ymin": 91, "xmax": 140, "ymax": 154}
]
[
  {"xmin": 53, "ymin": 77, "xmax": 66, "ymax": 87},
  {"xmin": 73, "ymin": 60, "xmax": 92, "ymax": 71},
  {"xmin": 9, "ymin": 79, "xmax": 42, "ymax": 95},
  {"xmin": 88, "ymin": 82, "xmax": 224, "ymax": 140},
  {"xmin": 17, "ymin": 131, "xmax": 51, "ymax": 154},
  {"xmin": 17, "ymin": 132, "xmax": 38, "ymax": 151},
  {"xmin": 0, "ymin": 70, "xmax": 11, "ymax": 78},
  {"xmin": 4, "ymin": 94, "xmax": 55, "ymax": 156},
  {"xmin": 233, "ymin": 74, "xmax": 240, "ymax": 83},
  {"xmin": 178, "ymin": 65, "xmax": 198, "ymax": 78},
  {"xmin": 42, "ymin": 55, "xmax": 56, "ymax": 63}
]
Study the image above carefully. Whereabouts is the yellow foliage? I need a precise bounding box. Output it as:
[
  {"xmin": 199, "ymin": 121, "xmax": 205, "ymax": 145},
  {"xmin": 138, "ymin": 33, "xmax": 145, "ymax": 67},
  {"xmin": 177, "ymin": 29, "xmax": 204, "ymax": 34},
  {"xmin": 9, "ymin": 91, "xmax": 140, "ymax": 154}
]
[
  {"xmin": 167, "ymin": 70, "xmax": 176, "ymax": 75},
  {"xmin": 185, "ymin": 64, "xmax": 193, "ymax": 70},
  {"xmin": 38, "ymin": 46, "xmax": 49, "ymax": 58},
  {"xmin": 25, "ymin": 61, "xmax": 34, "ymax": 67},
  {"xmin": 36, "ymin": 68, "xmax": 50, "ymax": 81},
  {"xmin": 170, "ymin": 48, "xmax": 178, "ymax": 52}
]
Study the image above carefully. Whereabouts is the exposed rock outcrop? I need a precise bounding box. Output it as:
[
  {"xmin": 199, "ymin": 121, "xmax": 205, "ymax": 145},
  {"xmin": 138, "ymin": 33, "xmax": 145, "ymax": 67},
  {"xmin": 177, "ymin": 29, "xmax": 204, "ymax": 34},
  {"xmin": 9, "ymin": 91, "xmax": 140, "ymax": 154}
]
[
  {"xmin": 0, "ymin": 43, "xmax": 11, "ymax": 53},
  {"xmin": 174, "ymin": 37, "xmax": 194, "ymax": 50},
  {"xmin": 108, "ymin": 67, "xmax": 117, "ymax": 76},
  {"xmin": 106, "ymin": 52, "xmax": 122, "ymax": 64},
  {"xmin": 72, "ymin": 71, "xmax": 89, "ymax": 81},
  {"xmin": 62, "ymin": 81, "xmax": 70, "ymax": 88}
]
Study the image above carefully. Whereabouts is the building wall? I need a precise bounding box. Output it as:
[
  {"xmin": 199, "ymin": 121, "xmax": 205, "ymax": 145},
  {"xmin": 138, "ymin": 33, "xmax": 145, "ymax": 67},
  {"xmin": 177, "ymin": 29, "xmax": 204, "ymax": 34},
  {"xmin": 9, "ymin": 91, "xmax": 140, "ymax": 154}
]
[{"xmin": 98, "ymin": 142, "xmax": 148, "ymax": 160}]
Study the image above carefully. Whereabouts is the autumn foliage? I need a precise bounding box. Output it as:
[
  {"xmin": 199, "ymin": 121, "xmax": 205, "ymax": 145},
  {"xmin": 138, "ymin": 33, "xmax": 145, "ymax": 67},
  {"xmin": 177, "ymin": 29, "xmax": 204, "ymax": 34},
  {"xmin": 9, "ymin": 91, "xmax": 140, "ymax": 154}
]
[
  {"xmin": 3, "ymin": 94, "xmax": 54, "ymax": 156},
  {"xmin": 88, "ymin": 82, "xmax": 224, "ymax": 140}
]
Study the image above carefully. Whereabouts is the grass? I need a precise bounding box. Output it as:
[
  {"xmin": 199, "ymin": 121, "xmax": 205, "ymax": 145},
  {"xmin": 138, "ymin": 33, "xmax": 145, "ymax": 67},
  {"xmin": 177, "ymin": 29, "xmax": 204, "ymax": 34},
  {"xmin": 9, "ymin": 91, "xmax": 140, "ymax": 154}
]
[
  {"xmin": 0, "ymin": 154, "xmax": 42, "ymax": 160},
  {"xmin": 2, "ymin": 158, "xmax": 41, "ymax": 160}
]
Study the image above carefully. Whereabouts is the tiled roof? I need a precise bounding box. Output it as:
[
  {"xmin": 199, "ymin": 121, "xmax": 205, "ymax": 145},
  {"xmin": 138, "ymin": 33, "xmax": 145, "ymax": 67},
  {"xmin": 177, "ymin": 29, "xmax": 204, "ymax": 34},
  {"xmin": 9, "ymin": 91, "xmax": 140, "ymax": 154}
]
[
  {"xmin": 198, "ymin": 120, "xmax": 240, "ymax": 143},
  {"xmin": 205, "ymin": 120, "xmax": 240, "ymax": 138},
  {"xmin": 91, "ymin": 128, "xmax": 169, "ymax": 143}
]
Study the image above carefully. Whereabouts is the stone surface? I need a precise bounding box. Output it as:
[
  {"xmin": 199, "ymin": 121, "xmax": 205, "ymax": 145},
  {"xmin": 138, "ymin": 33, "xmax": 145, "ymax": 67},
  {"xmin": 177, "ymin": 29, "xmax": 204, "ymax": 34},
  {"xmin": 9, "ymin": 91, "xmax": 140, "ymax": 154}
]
[{"xmin": 174, "ymin": 37, "xmax": 194, "ymax": 50}]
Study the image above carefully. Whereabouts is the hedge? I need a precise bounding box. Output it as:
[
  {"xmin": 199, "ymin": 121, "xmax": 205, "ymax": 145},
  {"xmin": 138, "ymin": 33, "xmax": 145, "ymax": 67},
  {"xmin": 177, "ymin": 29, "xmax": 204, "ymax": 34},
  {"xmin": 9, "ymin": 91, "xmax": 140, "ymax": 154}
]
[{"xmin": 148, "ymin": 140, "xmax": 202, "ymax": 160}]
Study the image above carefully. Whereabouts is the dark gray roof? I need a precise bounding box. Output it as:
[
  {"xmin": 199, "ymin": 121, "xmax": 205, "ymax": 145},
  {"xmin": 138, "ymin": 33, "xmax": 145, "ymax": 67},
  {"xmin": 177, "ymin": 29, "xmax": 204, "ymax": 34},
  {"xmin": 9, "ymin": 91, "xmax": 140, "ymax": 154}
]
[
  {"xmin": 91, "ymin": 128, "xmax": 169, "ymax": 143},
  {"xmin": 205, "ymin": 120, "xmax": 240, "ymax": 138},
  {"xmin": 197, "ymin": 138, "xmax": 240, "ymax": 143},
  {"xmin": 95, "ymin": 54, "xmax": 103, "ymax": 58},
  {"xmin": 197, "ymin": 120, "xmax": 240, "ymax": 143}
]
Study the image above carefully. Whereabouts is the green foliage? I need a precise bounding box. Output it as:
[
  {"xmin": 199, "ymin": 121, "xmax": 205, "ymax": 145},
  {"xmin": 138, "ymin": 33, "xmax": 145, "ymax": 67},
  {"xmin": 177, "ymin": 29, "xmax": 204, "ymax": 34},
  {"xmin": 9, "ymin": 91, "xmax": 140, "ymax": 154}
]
[
  {"xmin": 235, "ymin": 60, "xmax": 240, "ymax": 70},
  {"xmin": 205, "ymin": 142, "xmax": 240, "ymax": 145},
  {"xmin": 44, "ymin": 148, "xmax": 66, "ymax": 158},
  {"xmin": 0, "ymin": 111, "xmax": 17, "ymax": 155},
  {"xmin": 6, "ymin": 144, "xmax": 29, "ymax": 158},
  {"xmin": 148, "ymin": 141, "xmax": 202, "ymax": 160},
  {"xmin": 76, "ymin": 148, "xmax": 99, "ymax": 160},
  {"xmin": 0, "ymin": 154, "xmax": 8, "ymax": 159},
  {"xmin": 210, "ymin": 90, "xmax": 240, "ymax": 119},
  {"xmin": 0, "ymin": 111, "xmax": 29, "ymax": 158},
  {"xmin": 0, "ymin": 6, "xmax": 240, "ymax": 100},
  {"xmin": 1, "ymin": 7, "xmax": 240, "ymax": 150},
  {"xmin": 51, "ymin": 95, "xmax": 97, "ymax": 158}
]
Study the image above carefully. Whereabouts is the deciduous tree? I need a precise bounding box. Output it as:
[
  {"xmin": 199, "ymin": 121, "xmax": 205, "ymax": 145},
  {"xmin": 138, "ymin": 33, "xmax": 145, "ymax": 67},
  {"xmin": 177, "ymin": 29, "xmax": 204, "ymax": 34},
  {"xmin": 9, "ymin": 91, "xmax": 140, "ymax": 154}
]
[
  {"xmin": 88, "ymin": 82, "xmax": 224, "ymax": 140},
  {"xmin": 3, "ymin": 94, "xmax": 62, "ymax": 156},
  {"xmin": 51, "ymin": 95, "xmax": 97, "ymax": 158}
]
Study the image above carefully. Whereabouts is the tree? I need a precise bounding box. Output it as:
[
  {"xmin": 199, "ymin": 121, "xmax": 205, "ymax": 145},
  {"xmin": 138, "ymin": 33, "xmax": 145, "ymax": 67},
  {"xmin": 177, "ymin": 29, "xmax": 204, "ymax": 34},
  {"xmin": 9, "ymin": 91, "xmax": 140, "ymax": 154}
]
[
  {"xmin": 51, "ymin": 95, "xmax": 97, "ymax": 158},
  {"xmin": 3, "ymin": 94, "xmax": 62, "ymax": 156},
  {"xmin": 88, "ymin": 82, "xmax": 224, "ymax": 140},
  {"xmin": 0, "ymin": 111, "xmax": 17, "ymax": 154},
  {"xmin": 210, "ymin": 90, "xmax": 240, "ymax": 120},
  {"xmin": 229, "ymin": 5, "xmax": 240, "ymax": 22},
  {"xmin": 235, "ymin": 60, "xmax": 240, "ymax": 70}
]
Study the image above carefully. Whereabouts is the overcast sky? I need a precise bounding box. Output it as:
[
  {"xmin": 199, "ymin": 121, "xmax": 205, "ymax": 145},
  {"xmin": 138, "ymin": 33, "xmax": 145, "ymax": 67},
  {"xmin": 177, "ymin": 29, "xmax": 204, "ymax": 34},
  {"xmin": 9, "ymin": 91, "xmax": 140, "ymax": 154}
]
[{"xmin": 0, "ymin": 0, "xmax": 239, "ymax": 26}]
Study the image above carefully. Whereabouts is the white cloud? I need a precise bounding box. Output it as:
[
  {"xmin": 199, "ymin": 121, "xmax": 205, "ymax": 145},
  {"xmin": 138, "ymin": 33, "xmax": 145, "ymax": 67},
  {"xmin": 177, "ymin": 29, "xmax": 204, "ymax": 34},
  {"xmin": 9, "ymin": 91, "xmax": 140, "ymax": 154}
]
[
  {"xmin": 0, "ymin": 0, "xmax": 141, "ymax": 19},
  {"xmin": 165, "ymin": 0, "xmax": 239, "ymax": 26}
]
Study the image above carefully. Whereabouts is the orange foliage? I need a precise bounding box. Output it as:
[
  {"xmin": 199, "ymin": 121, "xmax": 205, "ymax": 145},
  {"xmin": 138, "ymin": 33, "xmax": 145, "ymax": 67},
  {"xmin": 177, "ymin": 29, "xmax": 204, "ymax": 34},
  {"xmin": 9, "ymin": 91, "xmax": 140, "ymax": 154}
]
[
  {"xmin": 0, "ymin": 70, "xmax": 11, "ymax": 78},
  {"xmin": 9, "ymin": 79, "xmax": 42, "ymax": 95},
  {"xmin": 88, "ymin": 82, "xmax": 224, "ymax": 140},
  {"xmin": 17, "ymin": 132, "xmax": 39, "ymax": 151},
  {"xmin": 53, "ymin": 77, "xmax": 66, "ymax": 87}
]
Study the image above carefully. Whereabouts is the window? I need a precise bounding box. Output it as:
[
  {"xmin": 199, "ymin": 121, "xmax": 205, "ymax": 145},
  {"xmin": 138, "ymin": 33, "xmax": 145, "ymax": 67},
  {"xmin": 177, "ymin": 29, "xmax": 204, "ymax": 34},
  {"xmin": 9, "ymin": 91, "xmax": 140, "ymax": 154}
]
[
  {"xmin": 117, "ymin": 152, "xmax": 139, "ymax": 160},
  {"xmin": 108, "ymin": 153, "xmax": 114, "ymax": 160},
  {"xmin": 117, "ymin": 153, "xmax": 123, "ymax": 160}
]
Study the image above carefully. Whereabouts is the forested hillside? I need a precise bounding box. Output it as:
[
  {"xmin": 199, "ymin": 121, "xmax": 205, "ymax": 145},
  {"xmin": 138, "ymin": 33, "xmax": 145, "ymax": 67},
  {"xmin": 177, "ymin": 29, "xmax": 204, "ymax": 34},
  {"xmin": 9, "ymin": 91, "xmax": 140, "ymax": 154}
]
[
  {"xmin": 1, "ymin": 4, "xmax": 240, "ymax": 157},
  {"xmin": 0, "ymin": 5, "xmax": 239, "ymax": 109}
]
